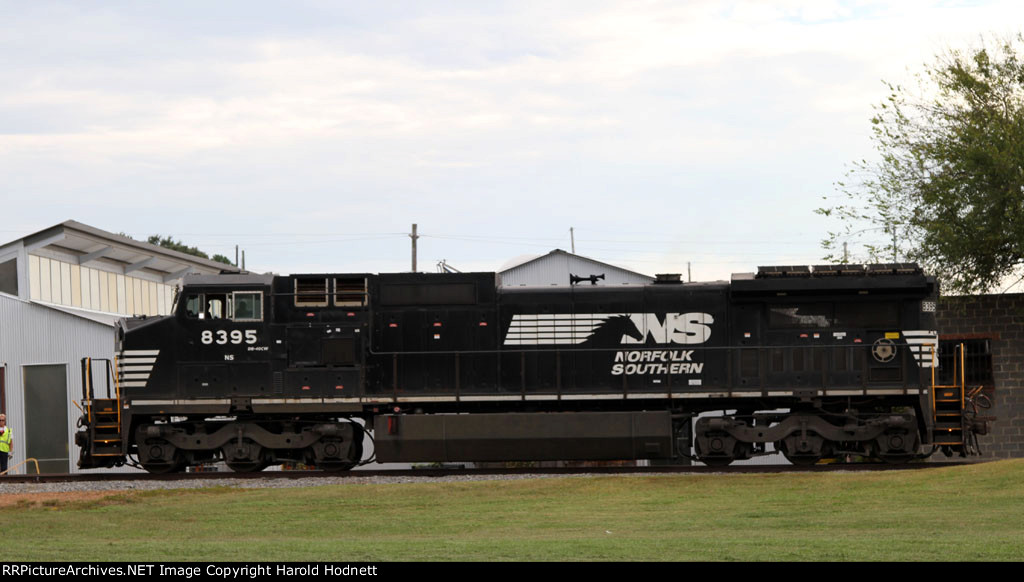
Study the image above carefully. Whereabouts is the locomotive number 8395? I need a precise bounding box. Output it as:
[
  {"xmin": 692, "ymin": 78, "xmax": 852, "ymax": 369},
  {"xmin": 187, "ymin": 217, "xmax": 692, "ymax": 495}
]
[{"xmin": 74, "ymin": 263, "xmax": 984, "ymax": 473}]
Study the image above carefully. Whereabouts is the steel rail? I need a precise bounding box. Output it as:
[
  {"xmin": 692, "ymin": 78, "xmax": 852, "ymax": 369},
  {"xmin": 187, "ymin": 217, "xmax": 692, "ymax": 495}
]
[{"xmin": 0, "ymin": 461, "xmax": 978, "ymax": 484}]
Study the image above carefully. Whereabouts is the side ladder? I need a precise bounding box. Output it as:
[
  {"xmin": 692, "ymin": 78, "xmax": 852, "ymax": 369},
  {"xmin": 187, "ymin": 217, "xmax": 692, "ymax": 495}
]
[
  {"xmin": 930, "ymin": 343, "xmax": 993, "ymax": 456},
  {"xmin": 75, "ymin": 357, "xmax": 126, "ymax": 468}
]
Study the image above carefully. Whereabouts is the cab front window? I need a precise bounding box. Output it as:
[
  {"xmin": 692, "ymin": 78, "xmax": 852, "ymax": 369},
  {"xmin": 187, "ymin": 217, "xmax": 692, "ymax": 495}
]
[{"xmin": 184, "ymin": 294, "xmax": 202, "ymax": 318}]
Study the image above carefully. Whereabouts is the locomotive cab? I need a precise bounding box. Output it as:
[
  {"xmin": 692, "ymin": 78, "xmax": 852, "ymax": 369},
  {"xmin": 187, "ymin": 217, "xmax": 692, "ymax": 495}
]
[
  {"xmin": 120, "ymin": 274, "xmax": 276, "ymax": 401},
  {"xmin": 110, "ymin": 273, "xmax": 366, "ymax": 473},
  {"xmin": 174, "ymin": 275, "xmax": 274, "ymax": 396}
]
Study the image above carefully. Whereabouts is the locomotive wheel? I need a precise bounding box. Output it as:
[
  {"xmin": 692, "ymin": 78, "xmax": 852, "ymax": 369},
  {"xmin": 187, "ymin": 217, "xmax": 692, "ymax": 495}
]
[
  {"xmin": 140, "ymin": 439, "xmax": 185, "ymax": 474},
  {"xmin": 313, "ymin": 424, "xmax": 364, "ymax": 472},
  {"xmin": 877, "ymin": 453, "xmax": 913, "ymax": 465},
  {"xmin": 141, "ymin": 452, "xmax": 185, "ymax": 474},
  {"xmin": 321, "ymin": 443, "xmax": 363, "ymax": 471},
  {"xmin": 699, "ymin": 455, "xmax": 734, "ymax": 468},
  {"xmin": 319, "ymin": 461, "xmax": 355, "ymax": 471},
  {"xmin": 873, "ymin": 430, "xmax": 919, "ymax": 464},
  {"xmin": 780, "ymin": 450, "xmax": 822, "ymax": 466},
  {"xmin": 778, "ymin": 443, "xmax": 824, "ymax": 466},
  {"xmin": 695, "ymin": 435, "xmax": 736, "ymax": 467},
  {"xmin": 316, "ymin": 435, "xmax": 364, "ymax": 472},
  {"xmin": 226, "ymin": 459, "xmax": 265, "ymax": 473},
  {"xmin": 778, "ymin": 433, "xmax": 829, "ymax": 466},
  {"xmin": 223, "ymin": 440, "xmax": 267, "ymax": 473},
  {"xmin": 875, "ymin": 444, "xmax": 916, "ymax": 465},
  {"xmin": 142, "ymin": 461, "xmax": 181, "ymax": 474}
]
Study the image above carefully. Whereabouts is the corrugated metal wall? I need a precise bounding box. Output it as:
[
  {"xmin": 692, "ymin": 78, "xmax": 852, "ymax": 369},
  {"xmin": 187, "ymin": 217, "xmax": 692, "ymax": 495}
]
[{"xmin": 0, "ymin": 293, "xmax": 115, "ymax": 474}]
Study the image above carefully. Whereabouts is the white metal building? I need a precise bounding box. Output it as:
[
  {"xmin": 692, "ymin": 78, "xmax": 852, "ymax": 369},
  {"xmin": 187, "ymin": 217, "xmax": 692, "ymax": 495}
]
[
  {"xmin": 0, "ymin": 220, "xmax": 240, "ymax": 473},
  {"xmin": 498, "ymin": 249, "xmax": 654, "ymax": 287}
]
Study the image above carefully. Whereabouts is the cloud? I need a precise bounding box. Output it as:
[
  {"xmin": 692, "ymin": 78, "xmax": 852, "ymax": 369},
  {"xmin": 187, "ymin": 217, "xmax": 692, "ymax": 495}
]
[{"xmin": 2, "ymin": 1, "xmax": 1021, "ymax": 275}]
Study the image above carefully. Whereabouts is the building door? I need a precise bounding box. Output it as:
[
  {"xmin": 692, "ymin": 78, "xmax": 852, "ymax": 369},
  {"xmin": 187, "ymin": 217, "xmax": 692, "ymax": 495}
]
[{"xmin": 24, "ymin": 364, "xmax": 69, "ymax": 473}]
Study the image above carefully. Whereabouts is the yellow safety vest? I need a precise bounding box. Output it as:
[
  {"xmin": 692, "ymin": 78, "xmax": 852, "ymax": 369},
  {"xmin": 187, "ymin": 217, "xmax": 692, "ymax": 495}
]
[{"xmin": 0, "ymin": 427, "xmax": 12, "ymax": 453}]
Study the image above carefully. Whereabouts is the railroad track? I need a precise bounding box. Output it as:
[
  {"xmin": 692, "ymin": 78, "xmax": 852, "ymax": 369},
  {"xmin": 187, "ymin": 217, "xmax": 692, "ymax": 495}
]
[{"xmin": 0, "ymin": 460, "xmax": 977, "ymax": 484}]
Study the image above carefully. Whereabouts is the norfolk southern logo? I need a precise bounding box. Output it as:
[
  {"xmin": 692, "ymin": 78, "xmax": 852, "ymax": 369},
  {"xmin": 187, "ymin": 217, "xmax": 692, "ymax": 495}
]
[
  {"xmin": 119, "ymin": 349, "xmax": 160, "ymax": 388},
  {"xmin": 503, "ymin": 313, "xmax": 714, "ymax": 346}
]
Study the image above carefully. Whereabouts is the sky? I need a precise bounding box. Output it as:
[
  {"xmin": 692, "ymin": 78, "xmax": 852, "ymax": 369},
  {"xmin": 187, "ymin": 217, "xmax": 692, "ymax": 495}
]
[{"xmin": 1, "ymin": 1, "xmax": 1020, "ymax": 281}]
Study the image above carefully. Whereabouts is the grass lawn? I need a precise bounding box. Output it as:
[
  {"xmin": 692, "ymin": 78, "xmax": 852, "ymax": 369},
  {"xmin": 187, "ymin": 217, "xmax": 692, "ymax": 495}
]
[{"xmin": 7, "ymin": 460, "xmax": 1023, "ymax": 561}]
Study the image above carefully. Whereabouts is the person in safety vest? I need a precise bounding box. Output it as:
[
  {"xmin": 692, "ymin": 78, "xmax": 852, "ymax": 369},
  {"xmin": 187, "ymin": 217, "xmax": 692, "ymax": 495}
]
[{"xmin": 0, "ymin": 414, "xmax": 13, "ymax": 474}]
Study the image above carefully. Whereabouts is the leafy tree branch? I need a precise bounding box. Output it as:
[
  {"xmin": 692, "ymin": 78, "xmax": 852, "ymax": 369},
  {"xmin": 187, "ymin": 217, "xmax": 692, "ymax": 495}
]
[{"xmin": 819, "ymin": 34, "xmax": 1024, "ymax": 294}]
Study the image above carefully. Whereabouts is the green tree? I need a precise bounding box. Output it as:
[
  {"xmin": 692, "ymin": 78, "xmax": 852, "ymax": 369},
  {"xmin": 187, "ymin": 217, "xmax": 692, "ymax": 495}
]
[
  {"xmin": 147, "ymin": 235, "xmax": 234, "ymax": 266},
  {"xmin": 818, "ymin": 34, "xmax": 1024, "ymax": 294}
]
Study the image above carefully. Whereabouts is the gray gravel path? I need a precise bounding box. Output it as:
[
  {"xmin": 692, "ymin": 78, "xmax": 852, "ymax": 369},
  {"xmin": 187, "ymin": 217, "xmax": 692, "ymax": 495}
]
[{"xmin": 0, "ymin": 472, "xmax": 607, "ymax": 495}]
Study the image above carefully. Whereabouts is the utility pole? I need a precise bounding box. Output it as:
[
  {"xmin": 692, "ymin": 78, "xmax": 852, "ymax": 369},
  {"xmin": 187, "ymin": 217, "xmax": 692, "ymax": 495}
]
[
  {"xmin": 235, "ymin": 245, "xmax": 239, "ymax": 267},
  {"xmin": 687, "ymin": 262, "xmax": 691, "ymax": 283},
  {"xmin": 570, "ymin": 227, "xmax": 575, "ymax": 254},
  {"xmin": 843, "ymin": 242, "xmax": 848, "ymax": 263},
  {"xmin": 410, "ymin": 224, "xmax": 419, "ymax": 272}
]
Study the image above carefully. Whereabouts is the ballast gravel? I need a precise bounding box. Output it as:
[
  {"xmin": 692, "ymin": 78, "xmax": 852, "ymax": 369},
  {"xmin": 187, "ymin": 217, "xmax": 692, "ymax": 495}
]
[{"xmin": 0, "ymin": 472, "xmax": 604, "ymax": 497}]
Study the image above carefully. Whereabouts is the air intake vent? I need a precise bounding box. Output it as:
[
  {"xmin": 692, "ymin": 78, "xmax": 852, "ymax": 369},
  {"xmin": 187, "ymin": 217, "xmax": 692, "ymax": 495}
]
[
  {"xmin": 756, "ymin": 265, "xmax": 811, "ymax": 278},
  {"xmin": 811, "ymin": 265, "xmax": 839, "ymax": 277},
  {"xmin": 837, "ymin": 264, "xmax": 866, "ymax": 276},
  {"xmin": 866, "ymin": 263, "xmax": 922, "ymax": 276},
  {"xmin": 334, "ymin": 277, "xmax": 367, "ymax": 307},
  {"xmin": 295, "ymin": 278, "xmax": 328, "ymax": 306},
  {"xmin": 655, "ymin": 273, "xmax": 682, "ymax": 284}
]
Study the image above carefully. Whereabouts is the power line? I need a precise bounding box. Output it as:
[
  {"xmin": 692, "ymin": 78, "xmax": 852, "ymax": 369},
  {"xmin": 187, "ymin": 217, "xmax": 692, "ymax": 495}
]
[
  {"xmin": 576, "ymin": 238, "xmax": 820, "ymax": 246},
  {"xmin": 192, "ymin": 235, "xmax": 404, "ymax": 247},
  {"xmin": 161, "ymin": 231, "xmax": 408, "ymax": 237}
]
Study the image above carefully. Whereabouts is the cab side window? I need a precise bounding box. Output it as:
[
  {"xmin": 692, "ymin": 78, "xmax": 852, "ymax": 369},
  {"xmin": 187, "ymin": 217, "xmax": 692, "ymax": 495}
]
[
  {"xmin": 183, "ymin": 291, "xmax": 263, "ymax": 321},
  {"xmin": 232, "ymin": 292, "xmax": 263, "ymax": 321},
  {"xmin": 182, "ymin": 293, "xmax": 229, "ymax": 320},
  {"xmin": 204, "ymin": 294, "xmax": 229, "ymax": 320}
]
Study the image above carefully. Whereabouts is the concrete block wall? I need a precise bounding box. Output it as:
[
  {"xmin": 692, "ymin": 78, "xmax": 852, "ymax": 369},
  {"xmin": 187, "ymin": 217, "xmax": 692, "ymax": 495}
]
[{"xmin": 936, "ymin": 294, "xmax": 1024, "ymax": 458}]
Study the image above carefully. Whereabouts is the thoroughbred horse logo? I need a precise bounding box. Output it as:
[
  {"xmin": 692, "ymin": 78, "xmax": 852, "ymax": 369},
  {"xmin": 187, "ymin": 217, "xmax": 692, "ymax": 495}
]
[{"xmin": 581, "ymin": 314, "xmax": 643, "ymax": 347}]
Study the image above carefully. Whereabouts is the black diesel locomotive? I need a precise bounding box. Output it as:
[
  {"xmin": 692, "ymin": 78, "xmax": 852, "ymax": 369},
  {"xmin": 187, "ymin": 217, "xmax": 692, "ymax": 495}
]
[{"xmin": 76, "ymin": 263, "xmax": 973, "ymax": 473}]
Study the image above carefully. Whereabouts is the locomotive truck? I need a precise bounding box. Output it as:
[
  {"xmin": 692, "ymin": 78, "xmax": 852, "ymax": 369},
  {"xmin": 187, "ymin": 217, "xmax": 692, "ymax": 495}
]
[{"xmin": 75, "ymin": 263, "xmax": 984, "ymax": 473}]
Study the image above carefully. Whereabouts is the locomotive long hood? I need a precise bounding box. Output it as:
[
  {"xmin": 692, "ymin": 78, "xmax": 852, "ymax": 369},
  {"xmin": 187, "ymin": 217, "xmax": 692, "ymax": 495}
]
[{"xmin": 730, "ymin": 272, "xmax": 937, "ymax": 298}]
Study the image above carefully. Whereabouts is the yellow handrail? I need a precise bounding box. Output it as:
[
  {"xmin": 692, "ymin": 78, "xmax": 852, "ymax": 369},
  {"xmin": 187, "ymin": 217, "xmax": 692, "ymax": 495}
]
[
  {"xmin": 1, "ymin": 457, "xmax": 41, "ymax": 476},
  {"xmin": 930, "ymin": 344, "xmax": 936, "ymax": 414},
  {"xmin": 113, "ymin": 355, "xmax": 122, "ymax": 431},
  {"xmin": 954, "ymin": 340, "xmax": 962, "ymax": 409}
]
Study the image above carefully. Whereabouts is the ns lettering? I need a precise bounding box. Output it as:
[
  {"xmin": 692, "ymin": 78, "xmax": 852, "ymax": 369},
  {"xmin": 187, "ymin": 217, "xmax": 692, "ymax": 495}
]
[{"xmin": 621, "ymin": 313, "xmax": 714, "ymax": 344}]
